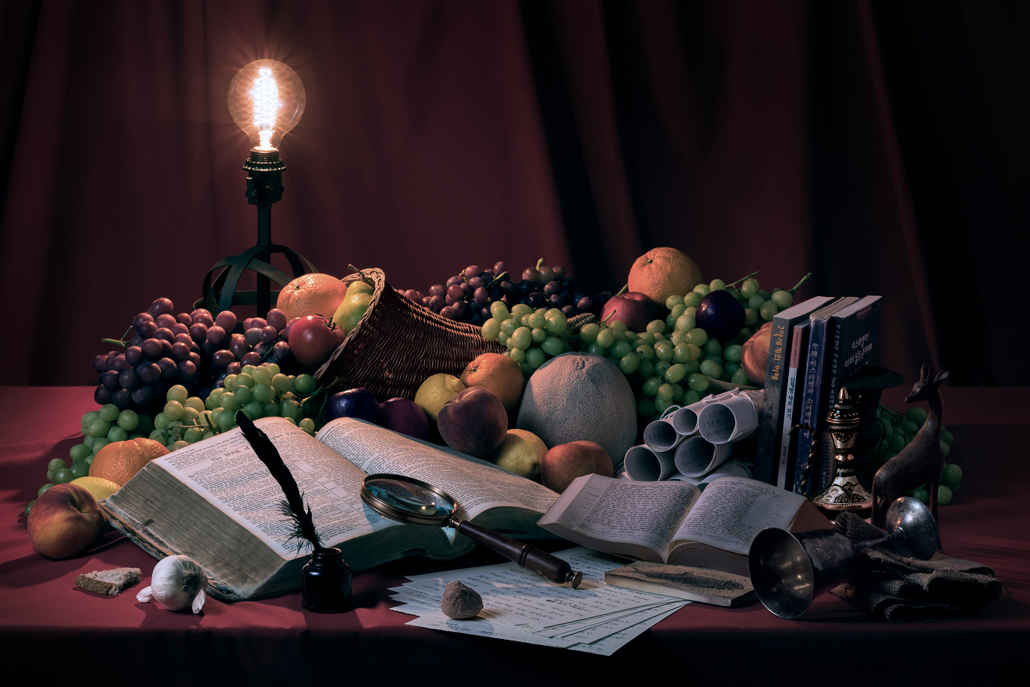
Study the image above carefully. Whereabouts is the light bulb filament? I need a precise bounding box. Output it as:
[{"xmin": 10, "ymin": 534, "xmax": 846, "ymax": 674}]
[{"xmin": 250, "ymin": 67, "xmax": 281, "ymax": 150}]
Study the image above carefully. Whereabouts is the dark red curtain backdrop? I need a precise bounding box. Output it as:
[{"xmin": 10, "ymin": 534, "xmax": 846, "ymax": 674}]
[{"xmin": 1, "ymin": 0, "xmax": 1027, "ymax": 387}]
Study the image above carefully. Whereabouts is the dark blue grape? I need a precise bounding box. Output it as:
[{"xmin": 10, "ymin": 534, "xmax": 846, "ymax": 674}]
[
  {"xmin": 543, "ymin": 281, "xmax": 561, "ymax": 296},
  {"xmin": 576, "ymin": 296, "xmax": 594, "ymax": 313},
  {"xmin": 124, "ymin": 346, "xmax": 143, "ymax": 366},
  {"xmin": 102, "ymin": 370, "xmax": 121, "ymax": 392},
  {"xmin": 480, "ymin": 306, "xmax": 492, "ymax": 320},
  {"xmin": 92, "ymin": 355, "xmax": 109, "ymax": 374},
  {"xmin": 470, "ymin": 312, "xmax": 484, "ymax": 326},
  {"xmin": 176, "ymin": 360, "xmax": 198, "ymax": 382},
  {"xmin": 141, "ymin": 338, "xmax": 163, "ymax": 359},
  {"xmin": 528, "ymin": 292, "xmax": 545, "ymax": 308},
  {"xmin": 94, "ymin": 385, "xmax": 112, "ymax": 405},
  {"xmin": 549, "ymin": 294, "xmax": 565, "ymax": 308},
  {"xmin": 119, "ymin": 368, "xmax": 140, "ymax": 390},
  {"xmin": 451, "ymin": 301, "xmax": 467, "ymax": 319},
  {"xmin": 131, "ymin": 385, "xmax": 154, "ymax": 406},
  {"xmin": 112, "ymin": 388, "xmax": 132, "ymax": 409},
  {"xmin": 561, "ymin": 277, "xmax": 577, "ymax": 291},
  {"xmin": 500, "ymin": 280, "xmax": 516, "ymax": 294},
  {"xmin": 561, "ymin": 305, "xmax": 577, "ymax": 318},
  {"xmin": 138, "ymin": 362, "xmax": 161, "ymax": 384},
  {"xmin": 171, "ymin": 342, "xmax": 191, "ymax": 362},
  {"xmin": 270, "ymin": 341, "xmax": 291, "ymax": 365},
  {"xmin": 158, "ymin": 357, "xmax": 177, "ymax": 379}
]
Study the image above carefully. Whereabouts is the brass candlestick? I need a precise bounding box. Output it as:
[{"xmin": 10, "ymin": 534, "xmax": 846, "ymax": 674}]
[{"xmin": 810, "ymin": 387, "xmax": 873, "ymax": 512}]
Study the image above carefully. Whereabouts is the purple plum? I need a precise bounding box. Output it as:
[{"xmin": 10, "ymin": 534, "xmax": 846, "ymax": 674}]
[
  {"xmin": 376, "ymin": 397, "xmax": 430, "ymax": 441},
  {"xmin": 326, "ymin": 387, "xmax": 380, "ymax": 423}
]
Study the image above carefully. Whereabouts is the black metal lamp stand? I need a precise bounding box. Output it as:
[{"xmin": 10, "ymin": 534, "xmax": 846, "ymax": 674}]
[{"xmin": 199, "ymin": 149, "xmax": 316, "ymax": 317}]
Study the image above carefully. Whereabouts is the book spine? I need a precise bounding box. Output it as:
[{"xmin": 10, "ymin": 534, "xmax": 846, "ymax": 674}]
[
  {"xmin": 752, "ymin": 319, "xmax": 789, "ymax": 484},
  {"xmin": 776, "ymin": 326, "xmax": 806, "ymax": 489},
  {"xmin": 792, "ymin": 318, "xmax": 830, "ymax": 495}
]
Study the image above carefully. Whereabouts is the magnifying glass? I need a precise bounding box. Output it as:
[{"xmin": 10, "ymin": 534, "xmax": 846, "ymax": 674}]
[{"xmin": 360, "ymin": 474, "xmax": 582, "ymax": 588}]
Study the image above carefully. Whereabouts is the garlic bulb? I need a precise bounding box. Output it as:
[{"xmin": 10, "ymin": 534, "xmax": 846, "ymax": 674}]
[{"xmin": 137, "ymin": 555, "xmax": 208, "ymax": 614}]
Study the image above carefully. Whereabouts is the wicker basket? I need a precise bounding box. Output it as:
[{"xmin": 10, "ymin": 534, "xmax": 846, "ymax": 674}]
[{"xmin": 313, "ymin": 268, "xmax": 506, "ymax": 399}]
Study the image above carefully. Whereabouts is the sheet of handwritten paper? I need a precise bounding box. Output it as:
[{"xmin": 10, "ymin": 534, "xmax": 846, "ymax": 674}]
[{"xmin": 390, "ymin": 547, "xmax": 688, "ymax": 655}]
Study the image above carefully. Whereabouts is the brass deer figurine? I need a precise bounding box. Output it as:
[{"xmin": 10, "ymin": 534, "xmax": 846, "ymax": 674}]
[{"xmin": 871, "ymin": 364, "xmax": 949, "ymax": 544}]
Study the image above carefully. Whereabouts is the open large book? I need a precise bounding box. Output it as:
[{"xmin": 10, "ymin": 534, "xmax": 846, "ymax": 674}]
[
  {"xmin": 538, "ymin": 474, "xmax": 830, "ymax": 577},
  {"xmin": 100, "ymin": 417, "xmax": 561, "ymax": 601}
]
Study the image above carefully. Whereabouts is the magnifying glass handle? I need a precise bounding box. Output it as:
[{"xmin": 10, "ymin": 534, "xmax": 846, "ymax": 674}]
[{"xmin": 454, "ymin": 520, "xmax": 583, "ymax": 588}]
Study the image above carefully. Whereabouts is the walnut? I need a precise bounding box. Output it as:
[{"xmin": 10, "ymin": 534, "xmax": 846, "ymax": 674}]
[{"xmin": 440, "ymin": 580, "xmax": 483, "ymax": 619}]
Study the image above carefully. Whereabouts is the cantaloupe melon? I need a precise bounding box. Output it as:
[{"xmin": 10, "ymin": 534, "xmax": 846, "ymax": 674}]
[{"xmin": 516, "ymin": 353, "xmax": 637, "ymax": 469}]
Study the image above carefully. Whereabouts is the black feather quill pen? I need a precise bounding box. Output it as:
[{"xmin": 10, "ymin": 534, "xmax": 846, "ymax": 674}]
[{"xmin": 235, "ymin": 411, "xmax": 322, "ymax": 553}]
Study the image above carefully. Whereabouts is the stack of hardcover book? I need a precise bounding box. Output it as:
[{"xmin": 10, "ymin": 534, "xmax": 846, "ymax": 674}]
[{"xmin": 753, "ymin": 295, "xmax": 882, "ymax": 495}]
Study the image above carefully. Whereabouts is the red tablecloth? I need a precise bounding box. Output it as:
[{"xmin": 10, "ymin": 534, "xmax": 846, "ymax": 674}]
[{"xmin": 2, "ymin": 386, "xmax": 1027, "ymax": 686}]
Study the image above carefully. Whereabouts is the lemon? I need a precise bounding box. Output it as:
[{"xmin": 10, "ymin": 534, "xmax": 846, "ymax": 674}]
[
  {"xmin": 413, "ymin": 374, "xmax": 466, "ymax": 422},
  {"xmin": 71, "ymin": 476, "xmax": 121, "ymax": 502},
  {"xmin": 491, "ymin": 429, "xmax": 548, "ymax": 480}
]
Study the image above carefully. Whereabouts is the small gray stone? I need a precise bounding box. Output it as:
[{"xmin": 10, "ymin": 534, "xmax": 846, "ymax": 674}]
[{"xmin": 440, "ymin": 580, "xmax": 483, "ymax": 619}]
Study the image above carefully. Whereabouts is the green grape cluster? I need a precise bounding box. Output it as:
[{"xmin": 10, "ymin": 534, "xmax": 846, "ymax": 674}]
[
  {"xmin": 150, "ymin": 365, "xmax": 325, "ymax": 449},
  {"xmin": 481, "ymin": 301, "xmax": 574, "ymax": 375},
  {"xmin": 25, "ymin": 405, "xmax": 154, "ymax": 517},
  {"xmin": 876, "ymin": 404, "xmax": 962, "ymax": 505},
  {"xmin": 617, "ymin": 273, "xmax": 809, "ymax": 423},
  {"xmin": 726, "ymin": 272, "xmax": 811, "ymax": 326}
]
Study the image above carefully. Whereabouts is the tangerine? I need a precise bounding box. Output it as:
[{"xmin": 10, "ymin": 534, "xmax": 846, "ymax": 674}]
[
  {"xmin": 276, "ymin": 273, "xmax": 349, "ymax": 321},
  {"xmin": 627, "ymin": 247, "xmax": 704, "ymax": 306},
  {"xmin": 459, "ymin": 353, "xmax": 524, "ymax": 412},
  {"xmin": 89, "ymin": 438, "xmax": 168, "ymax": 487}
]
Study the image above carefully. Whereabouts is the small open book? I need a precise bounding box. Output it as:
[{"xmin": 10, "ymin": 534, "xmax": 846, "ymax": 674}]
[
  {"xmin": 538, "ymin": 474, "xmax": 830, "ymax": 577},
  {"xmin": 101, "ymin": 417, "xmax": 561, "ymax": 601}
]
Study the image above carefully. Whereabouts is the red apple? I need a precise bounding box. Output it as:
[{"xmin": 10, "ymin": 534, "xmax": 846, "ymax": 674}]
[
  {"xmin": 437, "ymin": 387, "xmax": 508, "ymax": 457},
  {"xmin": 600, "ymin": 292, "xmax": 657, "ymax": 333},
  {"xmin": 27, "ymin": 484, "xmax": 106, "ymax": 560},
  {"xmin": 288, "ymin": 315, "xmax": 345, "ymax": 370},
  {"xmin": 541, "ymin": 441, "xmax": 614, "ymax": 493}
]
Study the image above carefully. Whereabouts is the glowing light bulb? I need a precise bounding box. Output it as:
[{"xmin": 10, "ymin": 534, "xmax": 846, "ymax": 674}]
[{"xmin": 227, "ymin": 59, "xmax": 305, "ymax": 152}]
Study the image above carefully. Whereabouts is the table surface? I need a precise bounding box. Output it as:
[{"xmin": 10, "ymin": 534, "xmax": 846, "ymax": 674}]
[{"xmin": 2, "ymin": 386, "xmax": 1027, "ymax": 686}]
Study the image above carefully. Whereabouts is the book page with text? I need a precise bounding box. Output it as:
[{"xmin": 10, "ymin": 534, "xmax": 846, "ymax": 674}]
[
  {"xmin": 316, "ymin": 418, "xmax": 559, "ymax": 518},
  {"xmin": 537, "ymin": 475, "xmax": 702, "ymax": 559},
  {"xmin": 155, "ymin": 417, "xmax": 386, "ymax": 560},
  {"xmin": 671, "ymin": 477, "xmax": 806, "ymax": 556}
]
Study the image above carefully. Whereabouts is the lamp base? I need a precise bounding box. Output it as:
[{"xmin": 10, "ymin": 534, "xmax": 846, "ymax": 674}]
[{"xmin": 197, "ymin": 244, "xmax": 316, "ymax": 321}]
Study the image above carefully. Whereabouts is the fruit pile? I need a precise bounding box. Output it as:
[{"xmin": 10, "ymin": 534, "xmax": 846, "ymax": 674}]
[
  {"xmin": 876, "ymin": 404, "xmax": 962, "ymax": 506},
  {"xmin": 93, "ymin": 297, "xmax": 298, "ymax": 416},
  {"xmin": 400, "ymin": 260, "xmax": 613, "ymax": 325}
]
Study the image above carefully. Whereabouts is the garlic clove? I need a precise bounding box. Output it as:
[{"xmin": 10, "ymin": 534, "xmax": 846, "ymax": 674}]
[
  {"xmin": 191, "ymin": 589, "xmax": 207, "ymax": 614},
  {"xmin": 136, "ymin": 586, "xmax": 155, "ymax": 603}
]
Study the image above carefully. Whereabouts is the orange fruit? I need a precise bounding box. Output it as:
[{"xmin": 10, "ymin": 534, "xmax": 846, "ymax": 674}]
[
  {"xmin": 627, "ymin": 247, "xmax": 704, "ymax": 306},
  {"xmin": 413, "ymin": 374, "xmax": 466, "ymax": 422},
  {"xmin": 459, "ymin": 353, "xmax": 524, "ymax": 412},
  {"xmin": 89, "ymin": 438, "xmax": 168, "ymax": 487},
  {"xmin": 276, "ymin": 273, "xmax": 349, "ymax": 321}
]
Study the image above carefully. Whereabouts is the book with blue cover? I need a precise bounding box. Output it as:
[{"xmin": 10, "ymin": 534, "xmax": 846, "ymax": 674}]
[
  {"xmin": 791, "ymin": 297, "xmax": 860, "ymax": 495},
  {"xmin": 809, "ymin": 295, "xmax": 882, "ymax": 495},
  {"xmin": 751, "ymin": 296, "xmax": 836, "ymax": 485}
]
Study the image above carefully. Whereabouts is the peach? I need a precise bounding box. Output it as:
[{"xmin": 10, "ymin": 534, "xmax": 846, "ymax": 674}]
[
  {"xmin": 541, "ymin": 441, "xmax": 614, "ymax": 493},
  {"xmin": 27, "ymin": 484, "xmax": 106, "ymax": 560}
]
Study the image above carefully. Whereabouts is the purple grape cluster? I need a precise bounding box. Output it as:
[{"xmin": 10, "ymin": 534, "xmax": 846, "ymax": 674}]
[
  {"xmin": 92, "ymin": 298, "xmax": 296, "ymax": 414},
  {"xmin": 400, "ymin": 260, "xmax": 614, "ymax": 326}
]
